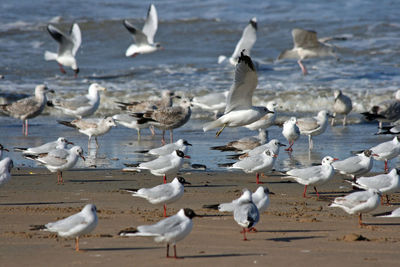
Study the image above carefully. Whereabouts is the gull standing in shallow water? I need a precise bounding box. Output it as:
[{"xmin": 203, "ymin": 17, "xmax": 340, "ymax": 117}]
[
  {"xmin": 123, "ymin": 4, "xmax": 162, "ymax": 57},
  {"xmin": 122, "ymin": 177, "xmax": 191, "ymax": 217},
  {"xmin": 233, "ymin": 189, "xmax": 259, "ymax": 241},
  {"xmin": 369, "ymin": 136, "xmax": 400, "ymax": 173},
  {"xmin": 24, "ymin": 146, "xmax": 85, "ymax": 184},
  {"xmin": 283, "ymin": 156, "xmax": 338, "ymax": 198},
  {"xmin": 278, "ymin": 28, "xmax": 338, "ymax": 75},
  {"xmin": 203, "ymin": 51, "xmax": 273, "ymax": 136},
  {"xmin": 332, "ymin": 150, "xmax": 377, "ymax": 181},
  {"xmin": 297, "ymin": 110, "xmax": 332, "ymax": 150},
  {"xmin": 44, "ymin": 23, "xmax": 81, "ymax": 76},
  {"xmin": 331, "ymin": 90, "xmax": 352, "ymax": 126},
  {"xmin": 48, "ymin": 83, "xmax": 106, "ymax": 118},
  {"xmin": 218, "ymin": 17, "xmax": 257, "ymax": 65},
  {"xmin": 30, "ymin": 204, "xmax": 98, "ymax": 251},
  {"xmin": 329, "ymin": 189, "xmax": 381, "ymax": 226},
  {"xmin": 211, "ymin": 129, "xmax": 268, "ymax": 152},
  {"xmin": 14, "ymin": 137, "xmax": 73, "ymax": 155},
  {"xmin": 119, "ymin": 208, "xmax": 200, "ymax": 259},
  {"xmin": 58, "ymin": 117, "xmax": 116, "ymax": 150},
  {"xmin": 0, "ymin": 158, "xmax": 13, "ymax": 187},
  {"xmin": 0, "ymin": 85, "xmax": 52, "ymax": 136},
  {"xmin": 282, "ymin": 117, "xmax": 300, "ymax": 152}
]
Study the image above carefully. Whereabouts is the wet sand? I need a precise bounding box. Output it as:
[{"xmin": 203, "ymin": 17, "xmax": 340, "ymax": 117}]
[{"xmin": 1, "ymin": 168, "xmax": 400, "ymax": 266}]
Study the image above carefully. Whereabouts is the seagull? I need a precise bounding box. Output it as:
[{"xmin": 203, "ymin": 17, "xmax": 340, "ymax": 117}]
[
  {"xmin": 0, "ymin": 157, "xmax": 13, "ymax": 187},
  {"xmin": 116, "ymin": 90, "xmax": 175, "ymax": 112},
  {"xmin": 0, "ymin": 85, "xmax": 52, "ymax": 136},
  {"xmin": 132, "ymin": 98, "xmax": 192, "ymax": 144},
  {"xmin": 283, "ymin": 156, "xmax": 338, "ymax": 198},
  {"xmin": 211, "ymin": 129, "xmax": 268, "ymax": 152},
  {"xmin": 244, "ymin": 101, "xmax": 278, "ymax": 132},
  {"xmin": 119, "ymin": 208, "xmax": 199, "ymax": 259},
  {"xmin": 203, "ymin": 51, "xmax": 272, "ymax": 137},
  {"xmin": 203, "ymin": 186, "xmax": 272, "ymax": 214},
  {"xmin": 222, "ymin": 149, "xmax": 277, "ymax": 184},
  {"xmin": 282, "ymin": 117, "xmax": 300, "ymax": 152},
  {"xmin": 24, "ymin": 146, "xmax": 85, "ymax": 184},
  {"xmin": 0, "ymin": 144, "xmax": 9, "ymax": 160},
  {"xmin": 48, "ymin": 83, "xmax": 106, "ymax": 118},
  {"xmin": 370, "ymin": 136, "xmax": 400, "ymax": 173},
  {"xmin": 191, "ymin": 91, "xmax": 229, "ymax": 118},
  {"xmin": 122, "ymin": 177, "xmax": 191, "ymax": 217},
  {"xmin": 297, "ymin": 110, "xmax": 332, "ymax": 150},
  {"xmin": 30, "ymin": 204, "xmax": 98, "ymax": 251},
  {"xmin": 350, "ymin": 168, "xmax": 400, "ymax": 205},
  {"xmin": 332, "ymin": 150, "xmax": 377, "ymax": 181},
  {"xmin": 373, "ymin": 207, "xmax": 400, "ymax": 218},
  {"xmin": 128, "ymin": 150, "xmax": 190, "ymax": 184},
  {"xmin": 278, "ymin": 28, "xmax": 337, "ymax": 75},
  {"xmin": 44, "ymin": 23, "xmax": 81, "ymax": 76},
  {"xmin": 58, "ymin": 117, "xmax": 116, "ymax": 150},
  {"xmin": 231, "ymin": 139, "xmax": 285, "ymax": 160},
  {"xmin": 146, "ymin": 139, "xmax": 192, "ymax": 156},
  {"xmin": 331, "ymin": 90, "xmax": 352, "ymax": 126},
  {"xmin": 218, "ymin": 17, "xmax": 257, "ymax": 65},
  {"xmin": 123, "ymin": 4, "xmax": 162, "ymax": 57},
  {"xmin": 361, "ymin": 90, "xmax": 400, "ymax": 128},
  {"xmin": 233, "ymin": 189, "xmax": 259, "ymax": 241},
  {"xmin": 14, "ymin": 137, "xmax": 73, "ymax": 155},
  {"xmin": 112, "ymin": 113, "xmax": 151, "ymax": 140},
  {"xmin": 329, "ymin": 189, "xmax": 381, "ymax": 226}
]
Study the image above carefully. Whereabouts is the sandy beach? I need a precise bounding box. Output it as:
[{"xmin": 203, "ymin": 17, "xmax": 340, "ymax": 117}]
[{"xmin": 1, "ymin": 168, "xmax": 400, "ymax": 267}]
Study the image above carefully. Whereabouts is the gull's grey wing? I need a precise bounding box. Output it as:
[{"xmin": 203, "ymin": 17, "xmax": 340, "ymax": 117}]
[
  {"xmin": 123, "ymin": 20, "xmax": 149, "ymax": 45},
  {"xmin": 142, "ymin": 4, "xmax": 158, "ymax": 44},
  {"xmin": 54, "ymin": 95, "xmax": 91, "ymax": 111},
  {"xmin": 234, "ymin": 202, "xmax": 259, "ymax": 228},
  {"xmin": 4, "ymin": 96, "xmax": 40, "ymax": 117},
  {"xmin": 47, "ymin": 25, "xmax": 75, "ymax": 56},
  {"xmin": 297, "ymin": 117, "xmax": 318, "ymax": 132},
  {"xmin": 292, "ymin": 28, "xmax": 320, "ymax": 49},
  {"xmin": 139, "ymin": 184, "xmax": 175, "ymax": 201},
  {"xmin": 287, "ymin": 165, "xmax": 321, "ymax": 180},
  {"xmin": 225, "ymin": 53, "xmax": 257, "ymax": 113},
  {"xmin": 137, "ymin": 214, "xmax": 183, "ymax": 235},
  {"xmin": 72, "ymin": 119, "xmax": 99, "ymax": 130},
  {"xmin": 357, "ymin": 174, "xmax": 392, "ymax": 189},
  {"xmin": 139, "ymin": 155, "xmax": 172, "ymax": 170},
  {"xmin": 46, "ymin": 212, "xmax": 87, "ymax": 232},
  {"xmin": 333, "ymin": 156, "xmax": 363, "ymax": 173},
  {"xmin": 231, "ymin": 18, "xmax": 257, "ymax": 61},
  {"xmin": 69, "ymin": 23, "xmax": 81, "ymax": 56}
]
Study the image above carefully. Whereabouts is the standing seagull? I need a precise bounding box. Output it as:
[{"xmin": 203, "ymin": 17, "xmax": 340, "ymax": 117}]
[
  {"xmin": 119, "ymin": 208, "xmax": 199, "ymax": 259},
  {"xmin": 58, "ymin": 117, "xmax": 116, "ymax": 150},
  {"xmin": 370, "ymin": 136, "xmax": 400, "ymax": 173},
  {"xmin": 282, "ymin": 117, "xmax": 300, "ymax": 152},
  {"xmin": 332, "ymin": 150, "xmax": 377, "ymax": 181},
  {"xmin": 218, "ymin": 17, "xmax": 257, "ymax": 65},
  {"xmin": 278, "ymin": 28, "xmax": 337, "ymax": 75},
  {"xmin": 48, "ymin": 83, "xmax": 106, "ymax": 118},
  {"xmin": 283, "ymin": 156, "xmax": 338, "ymax": 198},
  {"xmin": 123, "ymin": 4, "xmax": 162, "ymax": 57},
  {"xmin": 116, "ymin": 90, "xmax": 175, "ymax": 112},
  {"xmin": 350, "ymin": 168, "xmax": 400, "ymax": 205},
  {"xmin": 30, "ymin": 204, "xmax": 98, "ymax": 251},
  {"xmin": 211, "ymin": 129, "xmax": 268, "ymax": 152},
  {"xmin": 146, "ymin": 139, "xmax": 192, "ymax": 156},
  {"xmin": 331, "ymin": 90, "xmax": 352, "ymax": 126},
  {"xmin": 203, "ymin": 51, "xmax": 273, "ymax": 136},
  {"xmin": 45, "ymin": 23, "xmax": 81, "ymax": 76},
  {"xmin": 233, "ymin": 189, "xmax": 259, "ymax": 241},
  {"xmin": 14, "ymin": 137, "xmax": 73, "ymax": 155},
  {"xmin": 329, "ymin": 189, "xmax": 381, "ymax": 226},
  {"xmin": 297, "ymin": 110, "xmax": 332, "ymax": 150},
  {"xmin": 24, "ymin": 146, "xmax": 85, "ymax": 184},
  {"xmin": 122, "ymin": 177, "xmax": 191, "ymax": 217},
  {"xmin": 0, "ymin": 85, "xmax": 52, "ymax": 136},
  {"xmin": 234, "ymin": 139, "xmax": 285, "ymax": 160},
  {"xmin": 0, "ymin": 158, "xmax": 13, "ymax": 187}
]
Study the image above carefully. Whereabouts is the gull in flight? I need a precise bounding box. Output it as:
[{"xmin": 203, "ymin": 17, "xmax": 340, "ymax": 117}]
[
  {"xmin": 278, "ymin": 28, "xmax": 338, "ymax": 75},
  {"xmin": 122, "ymin": 176, "xmax": 190, "ymax": 217},
  {"xmin": 48, "ymin": 83, "xmax": 106, "ymax": 118},
  {"xmin": 203, "ymin": 51, "xmax": 273, "ymax": 136},
  {"xmin": 30, "ymin": 204, "xmax": 98, "ymax": 251},
  {"xmin": 44, "ymin": 23, "xmax": 81, "ymax": 76},
  {"xmin": 24, "ymin": 146, "xmax": 85, "ymax": 184},
  {"xmin": 123, "ymin": 4, "xmax": 162, "ymax": 57},
  {"xmin": 329, "ymin": 189, "xmax": 381, "ymax": 226},
  {"xmin": 0, "ymin": 85, "xmax": 53, "ymax": 136},
  {"xmin": 119, "ymin": 208, "xmax": 200, "ymax": 259}
]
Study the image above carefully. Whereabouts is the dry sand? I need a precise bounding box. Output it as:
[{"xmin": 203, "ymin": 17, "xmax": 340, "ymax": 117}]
[{"xmin": 1, "ymin": 168, "xmax": 400, "ymax": 267}]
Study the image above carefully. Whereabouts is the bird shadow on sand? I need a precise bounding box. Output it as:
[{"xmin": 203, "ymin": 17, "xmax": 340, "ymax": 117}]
[
  {"xmin": 266, "ymin": 235, "xmax": 324, "ymax": 242},
  {"xmin": 257, "ymin": 229, "xmax": 331, "ymax": 233},
  {"xmin": 183, "ymin": 253, "xmax": 261, "ymax": 259},
  {"xmin": 0, "ymin": 201, "xmax": 82, "ymax": 206},
  {"xmin": 188, "ymin": 184, "xmax": 238, "ymax": 188},
  {"xmin": 83, "ymin": 246, "xmax": 161, "ymax": 252},
  {"xmin": 68, "ymin": 179, "xmax": 136, "ymax": 183}
]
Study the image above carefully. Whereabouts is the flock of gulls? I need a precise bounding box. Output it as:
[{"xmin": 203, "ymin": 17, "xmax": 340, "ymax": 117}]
[{"xmin": 1, "ymin": 3, "xmax": 400, "ymax": 259}]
